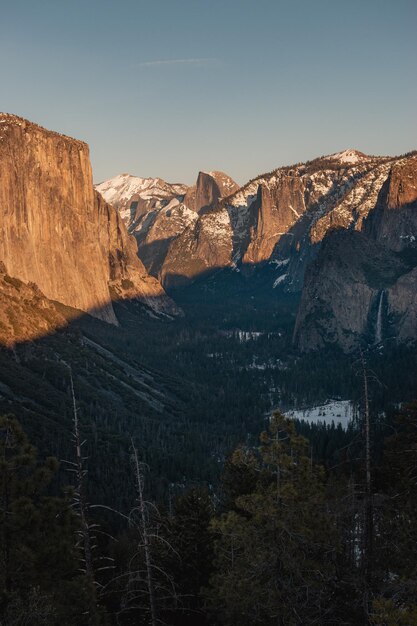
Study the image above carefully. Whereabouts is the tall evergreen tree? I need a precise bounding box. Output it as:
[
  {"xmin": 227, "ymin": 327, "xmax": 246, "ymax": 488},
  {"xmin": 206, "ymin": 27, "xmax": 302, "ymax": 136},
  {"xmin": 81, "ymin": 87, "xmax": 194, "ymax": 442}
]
[
  {"xmin": 161, "ymin": 486, "xmax": 214, "ymax": 625},
  {"xmin": 0, "ymin": 414, "xmax": 90, "ymax": 624},
  {"xmin": 371, "ymin": 402, "xmax": 417, "ymax": 623},
  {"xmin": 208, "ymin": 411, "xmax": 339, "ymax": 626}
]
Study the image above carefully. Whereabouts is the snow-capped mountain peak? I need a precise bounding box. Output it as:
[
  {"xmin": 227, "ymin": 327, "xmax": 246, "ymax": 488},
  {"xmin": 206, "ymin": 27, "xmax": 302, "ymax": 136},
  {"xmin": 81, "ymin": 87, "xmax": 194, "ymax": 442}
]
[
  {"xmin": 95, "ymin": 173, "xmax": 188, "ymax": 210},
  {"xmin": 328, "ymin": 149, "xmax": 367, "ymax": 164}
]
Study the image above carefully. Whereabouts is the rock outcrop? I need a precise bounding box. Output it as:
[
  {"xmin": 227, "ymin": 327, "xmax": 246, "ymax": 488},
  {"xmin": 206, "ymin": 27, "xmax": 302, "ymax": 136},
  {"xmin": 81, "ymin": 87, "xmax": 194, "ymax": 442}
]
[
  {"xmin": 193, "ymin": 171, "xmax": 239, "ymax": 214},
  {"xmin": 0, "ymin": 114, "xmax": 178, "ymax": 326},
  {"xmin": 160, "ymin": 208, "xmax": 233, "ymax": 288},
  {"xmin": 294, "ymin": 154, "xmax": 417, "ymax": 352},
  {"xmin": 97, "ymin": 148, "xmax": 417, "ymax": 352},
  {"xmin": 98, "ymin": 170, "xmax": 238, "ymax": 286},
  {"xmin": 242, "ymin": 175, "xmax": 307, "ymax": 265},
  {"xmin": 0, "ymin": 262, "xmax": 68, "ymax": 346},
  {"xmin": 102, "ymin": 150, "xmax": 400, "ymax": 291},
  {"xmin": 364, "ymin": 157, "xmax": 417, "ymax": 251}
]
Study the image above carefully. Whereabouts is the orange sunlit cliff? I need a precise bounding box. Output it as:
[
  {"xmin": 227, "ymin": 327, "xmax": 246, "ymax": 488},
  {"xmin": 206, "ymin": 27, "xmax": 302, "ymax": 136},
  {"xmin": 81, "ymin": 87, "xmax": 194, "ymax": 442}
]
[{"xmin": 0, "ymin": 114, "xmax": 179, "ymax": 344}]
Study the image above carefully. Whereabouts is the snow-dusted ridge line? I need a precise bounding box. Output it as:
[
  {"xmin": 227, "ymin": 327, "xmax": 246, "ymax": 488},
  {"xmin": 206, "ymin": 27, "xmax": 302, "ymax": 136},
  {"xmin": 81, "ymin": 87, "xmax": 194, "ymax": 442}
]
[
  {"xmin": 95, "ymin": 173, "xmax": 188, "ymax": 209},
  {"xmin": 95, "ymin": 149, "xmax": 417, "ymax": 294},
  {"xmin": 328, "ymin": 149, "xmax": 367, "ymax": 164},
  {"xmin": 222, "ymin": 148, "xmax": 399, "ymax": 208}
]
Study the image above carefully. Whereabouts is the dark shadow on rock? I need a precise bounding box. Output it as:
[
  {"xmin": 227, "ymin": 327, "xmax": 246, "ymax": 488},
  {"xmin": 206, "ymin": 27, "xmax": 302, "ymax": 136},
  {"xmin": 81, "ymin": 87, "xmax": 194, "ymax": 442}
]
[
  {"xmin": 136, "ymin": 237, "xmax": 176, "ymax": 277},
  {"xmin": 293, "ymin": 226, "xmax": 417, "ymax": 353}
]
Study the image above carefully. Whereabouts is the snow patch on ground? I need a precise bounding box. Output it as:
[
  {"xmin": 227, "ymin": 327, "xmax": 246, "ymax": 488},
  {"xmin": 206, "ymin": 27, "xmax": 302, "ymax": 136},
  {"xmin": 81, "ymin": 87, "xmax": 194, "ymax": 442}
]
[
  {"xmin": 286, "ymin": 400, "xmax": 355, "ymax": 428},
  {"xmin": 270, "ymin": 258, "xmax": 289, "ymax": 268},
  {"xmin": 273, "ymin": 273, "xmax": 287, "ymax": 288},
  {"xmin": 221, "ymin": 330, "xmax": 265, "ymax": 342}
]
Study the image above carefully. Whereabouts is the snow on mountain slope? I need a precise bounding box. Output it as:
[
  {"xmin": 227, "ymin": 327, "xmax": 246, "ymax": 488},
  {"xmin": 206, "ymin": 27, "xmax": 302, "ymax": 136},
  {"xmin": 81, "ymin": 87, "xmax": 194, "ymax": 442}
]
[
  {"xmin": 96, "ymin": 150, "xmax": 411, "ymax": 296},
  {"xmin": 221, "ymin": 151, "xmax": 395, "ymax": 283},
  {"xmin": 96, "ymin": 170, "xmax": 240, "ymax": 284},
  {"xmin": 310, "ymin": 161, "xmax": 393, "ymax": 243},
  {"xmin": 328, "ymin": 149, "xmax": 367, "ymax": 164},
  {"xmin": 95, "ymin": 173, "xmax": 188, "ymax": 221}
]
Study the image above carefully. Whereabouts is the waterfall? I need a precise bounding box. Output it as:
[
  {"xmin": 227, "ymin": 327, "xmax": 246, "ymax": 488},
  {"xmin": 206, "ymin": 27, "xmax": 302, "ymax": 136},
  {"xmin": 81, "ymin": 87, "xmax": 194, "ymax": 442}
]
[{"xmin": 375, "ymin": 290, "xmax": 384, "ymax": 344}]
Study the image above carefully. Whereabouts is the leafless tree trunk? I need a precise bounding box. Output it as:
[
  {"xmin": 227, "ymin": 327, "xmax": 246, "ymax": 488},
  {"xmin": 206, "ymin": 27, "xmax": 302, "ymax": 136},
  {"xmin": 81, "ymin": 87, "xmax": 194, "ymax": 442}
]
[
  {"xmin": 66, "ymin": 365, "xmax": 100, "ymax": 625},
  {"xmin": 360, "ymin": 350, "xmax": 373, "ymax": 622},
  {"xmin": 1, "ymin": 423, "xmax": 12, "ymax": 595},
  {"xmin": 131, "ymin": 439, "xmax": 157, "ymax": 626}
]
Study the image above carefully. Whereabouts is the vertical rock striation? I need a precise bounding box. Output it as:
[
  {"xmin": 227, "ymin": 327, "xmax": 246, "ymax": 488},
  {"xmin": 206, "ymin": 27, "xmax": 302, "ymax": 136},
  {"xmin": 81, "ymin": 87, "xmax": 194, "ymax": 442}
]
[{"xmin": 0, "ymin": 114, "xmax": 177, "ymax": 325}]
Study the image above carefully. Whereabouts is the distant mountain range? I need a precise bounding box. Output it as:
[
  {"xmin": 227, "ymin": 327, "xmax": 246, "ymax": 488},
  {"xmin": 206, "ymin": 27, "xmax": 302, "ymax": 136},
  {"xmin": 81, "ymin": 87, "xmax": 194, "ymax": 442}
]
[
  {"xmin": 0, "ymin": 113, "xmax": 415, "ymax": 353},
  {"xmin": 97, "ymin": 148, "xmax": 417, "ymax": 351}
]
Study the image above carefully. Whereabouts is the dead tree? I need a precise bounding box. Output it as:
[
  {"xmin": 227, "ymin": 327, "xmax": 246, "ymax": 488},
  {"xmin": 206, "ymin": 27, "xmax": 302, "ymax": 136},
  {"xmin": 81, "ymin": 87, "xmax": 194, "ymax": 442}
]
[
  {"xmin": 114, "ymin": 439, "xmax": 178, "ymax": 625},
  {"xmin": 131, "ymin": 439, "xmax": 157, "ymax": 626},
  {"xmin": 360, "ymin": 349, "xmax": 373, "ymax": 623},
  {"xmin": 63, "ymin": 363, "xmax": 101, "ymax": 625}
]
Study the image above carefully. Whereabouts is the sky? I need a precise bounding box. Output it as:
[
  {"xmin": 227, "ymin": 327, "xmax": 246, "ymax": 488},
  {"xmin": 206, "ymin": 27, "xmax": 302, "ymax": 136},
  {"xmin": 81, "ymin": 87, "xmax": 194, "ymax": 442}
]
[{"xmin": 1, "ymin": 0, "xmax": 416, "ymax": 185}]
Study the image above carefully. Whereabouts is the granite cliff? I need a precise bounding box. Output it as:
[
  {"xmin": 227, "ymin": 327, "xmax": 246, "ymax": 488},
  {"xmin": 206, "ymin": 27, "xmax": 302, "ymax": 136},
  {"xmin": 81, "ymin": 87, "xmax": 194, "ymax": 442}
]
[
  {"xmin": 0, "ymin": 113, "xmax": 177, "ymax": 332},
  {"xmin": 294, "ymin": 154, "xmax": 417, "ymax": 351},
  {"xmin": 99, "ymin": 150, "xmax": 399, "ymax": 292},
  {"xmin": 99, "ymin": 149, "xmax": 416, "ymax": 352},
  {"xmin": 98, "ymin": 170, "xmax": 238, "ymax": 287}
]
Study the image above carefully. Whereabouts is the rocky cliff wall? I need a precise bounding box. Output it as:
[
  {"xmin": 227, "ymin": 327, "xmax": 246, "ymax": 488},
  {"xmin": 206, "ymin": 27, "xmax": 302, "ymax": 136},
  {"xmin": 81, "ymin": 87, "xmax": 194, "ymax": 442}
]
[
  {"xmin": 0, "ymin": 114, "xmax": 177, "ymax": 324},
  {"xmin": 364, "ymin": 156, "xmax": 417, "ymax": 251},
  {"xmin": 294, "ymin": 155, "xmax": 417, "ymax": 351}
]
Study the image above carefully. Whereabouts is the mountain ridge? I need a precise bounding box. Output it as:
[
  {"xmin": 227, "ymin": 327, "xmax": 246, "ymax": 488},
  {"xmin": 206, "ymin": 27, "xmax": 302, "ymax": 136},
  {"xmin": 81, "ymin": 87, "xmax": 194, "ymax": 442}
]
[
  {"xmin": 294, "ymin": 153, "xmax": 417, "ymax": 351},
  {"xmin": 97, "ymin": 149, "xmax": 407, "ymax": 291},
  {"xmin": 97, "ymin": 148, "xmax": 417, "ymax": 351},
  {"xmin": 1, "ymin": 112, "xmax": 415, "ymax": 353}
]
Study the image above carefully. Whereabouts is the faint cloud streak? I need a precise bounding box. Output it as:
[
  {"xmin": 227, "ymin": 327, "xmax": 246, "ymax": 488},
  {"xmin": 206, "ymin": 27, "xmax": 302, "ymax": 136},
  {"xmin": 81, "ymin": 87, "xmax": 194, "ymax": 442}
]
[{"xmin": 137, "ymin": 57, "xmax": 220, "ymax": 68}]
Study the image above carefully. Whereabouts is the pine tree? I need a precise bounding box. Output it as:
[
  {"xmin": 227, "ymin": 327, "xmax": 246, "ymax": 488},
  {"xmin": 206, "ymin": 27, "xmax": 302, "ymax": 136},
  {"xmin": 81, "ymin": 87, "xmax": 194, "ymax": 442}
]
[
  {"xmin": 161, "ymin": 486, "xmax": 214, "ymax": 625},
  {"xmin": 371, "ymin": 401, "xmax": 417, "ymax": 623},
  {"xmin": 208, "ymin": 411, "xmax": 339, "ymax": 626},
  {"xmin": 0, "ymin": 414, "xmax": 88, "ymax": 624}
]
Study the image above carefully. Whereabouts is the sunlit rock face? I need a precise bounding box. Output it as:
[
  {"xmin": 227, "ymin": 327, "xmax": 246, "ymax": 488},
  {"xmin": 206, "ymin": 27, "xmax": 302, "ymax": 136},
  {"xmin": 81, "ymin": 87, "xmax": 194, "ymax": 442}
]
[
  {"xmin": 97, "ymin": 170, "xmax": 239, "ymax": 287},
  {"xmin": 193, "ymin": 170, "xmax": 240, "ymax": 214},
  {"xmin": 364, "ymin": 156, "xmax": 417, "ymax": 252},
  {"xmin": 0, "ymin": 114, "xmax": 178, "ymax": 325},
  {"xmin": 95, "ymin": 146, "xmax": 417, "ymax": 352},
  {"xmin": 160, "ymin": 207, "xmax": 234, "ymax": 288},
  {"xmin": 294, "ymin": 155, "xmax": 417, "ymax": 352},
  {"xmin": 100, "ymin": 150, "xmax": 403, "ymax": 291}
]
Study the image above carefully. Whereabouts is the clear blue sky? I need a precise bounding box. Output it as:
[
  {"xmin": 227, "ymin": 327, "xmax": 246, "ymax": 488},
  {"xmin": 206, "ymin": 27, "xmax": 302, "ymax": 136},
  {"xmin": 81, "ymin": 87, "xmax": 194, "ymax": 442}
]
[{"xmin": 1, "ymin": 0, "xmax": 416, "ymax": 185}]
